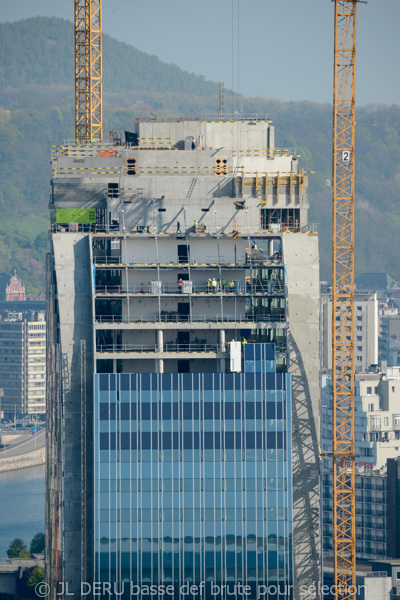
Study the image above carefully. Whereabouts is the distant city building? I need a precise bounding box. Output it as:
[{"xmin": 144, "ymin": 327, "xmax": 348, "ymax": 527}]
[
  {"xmin": 322, "ymin": 371, "xmax": 400, "ymax": 561},
  {"xmin": 0, "ymin": 310, "xmax": 46, "ymax": 419},
  {"xmin": 323, "ymin": 466, "xmax": 387, "ymax": 559},
  {"xmin": 322, "ymin": 369, "xmax": 400, "ymax": 469},
  {"xmin": 379, "ymin": 303, "xmax": 400, "ymax": 366},
  {"xmin": 5, "ymin": 272, "xmax": 26, "ymax": 302},
  {"xmin": 321, "ymin": 291, "xmax": 379, "ymax": 373}
]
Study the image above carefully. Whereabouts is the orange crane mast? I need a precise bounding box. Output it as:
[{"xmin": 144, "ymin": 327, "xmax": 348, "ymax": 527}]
[
  {"xmin": 332, "ymin": 1, "xmax": 362, "ymax": 598},
  {"xmin": 75, "ymin": 0, "xmax": 103, "ymax": 143}
]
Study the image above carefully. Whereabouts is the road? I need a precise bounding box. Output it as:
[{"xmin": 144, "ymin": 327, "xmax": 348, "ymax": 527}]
[{"xmin": 0, "ymin": 429, "xmax": 45, "ymax": 458}]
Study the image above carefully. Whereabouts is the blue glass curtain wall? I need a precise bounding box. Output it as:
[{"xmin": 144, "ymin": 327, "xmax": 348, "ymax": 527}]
[{"xmin": 94, "ymin": 344, "xmax": 293, "ymax": 599}]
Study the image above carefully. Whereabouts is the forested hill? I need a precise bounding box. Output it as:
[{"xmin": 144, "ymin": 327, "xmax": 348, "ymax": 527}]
[
  {"xmin": 0, "ymin": 17, "xmax": 218, "ymax": 96},
  {"xmin": 0, "ymin": 17, "xmax": 399, "ymax": 295}
]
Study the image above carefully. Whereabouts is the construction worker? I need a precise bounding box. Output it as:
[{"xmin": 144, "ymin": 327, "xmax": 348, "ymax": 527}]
[
  {"xmin": 176, "ymin": 221, "xmax": 181, "ymax": 234},
  {"xmin": 229, "ymin": 279, "xmax": 235, "ymax": 292},
  {"xmin": 242, "ymin": 337, "xmax": 247, "ymax": 346},
  {"xmin": 194, "ymin": 219, "xmax": 198, "ymax": 231},
  {"xmin": 178, "ymin": 278, "xmax": 183, "ymax": 293},
  {"xmin": 211, "ymin": 277, "xmax": 218, "ymax": 292},
  {"xmin": 207, "ymin": 279, "xmax": 212, "ymax": 293},
  {"xmin": 222, "ymin": 278, "xmax": 226, "ymax": 292}
]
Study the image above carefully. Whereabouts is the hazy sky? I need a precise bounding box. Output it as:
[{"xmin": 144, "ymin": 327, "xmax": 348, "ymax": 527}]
[{"xmin": 1, "ymin": 0, "xmax": 399, "ymax": 105}]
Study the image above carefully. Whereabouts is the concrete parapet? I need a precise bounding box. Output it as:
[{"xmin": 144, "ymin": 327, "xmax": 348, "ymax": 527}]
[{"xmin": 0, "ymin": 447, "xmax": 45, "ymax": 472}]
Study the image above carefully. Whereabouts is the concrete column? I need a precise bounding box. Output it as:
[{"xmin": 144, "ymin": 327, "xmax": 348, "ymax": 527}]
[
  {"xmin": 157, "ymin": 330, "xmax": 164, "ymax": 373},
  {"xmin": 157, "ymin": 329, "xmax": 164, "ymax": 352},
  {"xmin": 219, "ymin": 330, "xmax": 226, "ymax": 373},
  {"xmin": 219, "ymin": 329, "xmax": 226, "ymax": 349}
]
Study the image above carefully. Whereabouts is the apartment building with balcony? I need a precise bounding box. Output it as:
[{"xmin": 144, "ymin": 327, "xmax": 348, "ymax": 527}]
[
  {"xmin": 321, "ymin": 291, "xmax": 379, "ymax": 374},
  {"xmin": 0, "ymin": 309, "xmax": 46, "ymax": 420}
]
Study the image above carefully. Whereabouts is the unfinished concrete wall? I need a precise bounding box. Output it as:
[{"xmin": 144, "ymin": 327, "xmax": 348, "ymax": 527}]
[
  {"xmin": 283, "ymin": 233, "xmax": 321, "ymax": 599},
  {"xmin": 51, "ymin": 233, "xmax": 94, "ymax": 596}
]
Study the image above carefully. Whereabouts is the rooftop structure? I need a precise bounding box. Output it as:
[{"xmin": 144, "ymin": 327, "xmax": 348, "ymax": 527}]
[{"xmin": 46, "ymin": 117, "xmax": 321, "ymax": 600}]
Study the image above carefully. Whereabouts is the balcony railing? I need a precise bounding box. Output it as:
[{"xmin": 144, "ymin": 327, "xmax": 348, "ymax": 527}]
[
  {"xmin": 95, "ymin": 283, "xmax": 285, "ymax": 296},
  {"xmin": 96, "ymin": 343, "xmax": 226, "ymax": 354},
  {"xmin": 93, "ymin": 256, "xmax": 283, "ymax": 268},
  {"xmin": 94, "ymin": 313, "xmax": 288, "ymax": 325}
]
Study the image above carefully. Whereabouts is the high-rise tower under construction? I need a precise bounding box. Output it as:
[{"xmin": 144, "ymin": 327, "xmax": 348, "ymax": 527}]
[{"xmin": 46, "ymin": 117, "xmax": 321, "ymax": 599}]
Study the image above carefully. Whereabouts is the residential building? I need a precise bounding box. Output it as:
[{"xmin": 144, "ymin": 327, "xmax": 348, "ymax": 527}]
[
  {"xmin": 46, "ymin": 117, "xmax": 321, "ymax": 599},
  {"xmin": 321, "ymin": 291, "xmax": 379, "ymax": 373},
  {"xmin": 322, "ymin": 466, "xmax": 387, "ymax": 560},
  {"xmin": 0, "ymin": 310, "xmax": 46, "ymax": 419},
  {"xmin": 379, "ymin": 303, "xmax": 400, "ymax": 366},
  {"xmin": 322, "ymin": 375, "xmax": 400, "ymax": 561}
]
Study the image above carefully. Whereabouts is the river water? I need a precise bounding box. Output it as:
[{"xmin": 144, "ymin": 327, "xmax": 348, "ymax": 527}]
[{"xmin": 0, "ymin": 465, "xmax": 45, "ymax": 557}]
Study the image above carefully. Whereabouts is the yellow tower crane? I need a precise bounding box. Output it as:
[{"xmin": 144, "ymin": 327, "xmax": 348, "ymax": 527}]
[
  {"xmin": 75, "ymin": 0, "xmax": 103, "ymax": 143},
  {"xmin": 332, "ymin": 1, "xmax": 362, "ymax": 598}
]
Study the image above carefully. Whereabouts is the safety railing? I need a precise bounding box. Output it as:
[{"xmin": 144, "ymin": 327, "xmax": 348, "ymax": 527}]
[
  {"xmin": 260, "ymin": 223, "xmax": 319, "ymax": 234},
  {"xmin": 93, "ymin": 257, "xmax": 265, "ymax": 267},
  {"xmin": 233, "ymin": 147, "xmax": 298, "ymax": 158},
  {"xmin": 51, "ymin": 143, "xmax": 122, "ymax": 159},
  {"xmin": 93, "ymin": 257, "xmax": 284, "ymax": 269},
  {"xmin": 94, "ymin": 282, "xmax": 285, "ymax": 296},
  {"xmin": 51, "ymin": 220, "xmax": 316, "ymax": 237},
  {"xmin": 96, "ymin": 343, "xmax": 226, "ymax": 354},
  {"xmin": 94, "ymin": 313, "xmax": 288, "ymax": 324}
]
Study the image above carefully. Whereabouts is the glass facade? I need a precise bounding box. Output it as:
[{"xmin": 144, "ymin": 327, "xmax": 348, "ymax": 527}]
[{"xmin": 94, "ymin": 344, "xmax": 293, "ymax": 599}]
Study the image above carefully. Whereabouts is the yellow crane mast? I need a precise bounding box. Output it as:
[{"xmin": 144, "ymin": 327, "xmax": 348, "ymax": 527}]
[
  {"xmin": 75, "ymin": 0, "xmax": 103, "ymax": 143},
  {"xmin": 332, "ymin": 1, "xmax": 361, "ymax": 598}
]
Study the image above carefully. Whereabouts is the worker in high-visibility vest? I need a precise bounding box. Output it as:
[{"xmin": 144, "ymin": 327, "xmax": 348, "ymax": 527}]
[
  {"xmin": 222, "ymin": 279, "xmax": 226, "ymax": 292},
  {"xmin": 207, "ymin": 279, "xmax": 212, "ymax": 293},
  {"xmin": 194, "ymin": 220, "xmax": 198, "ymax": 231},
  {"xmin": 229, "ymin": 279, "xmax": 235, "ymax": 292},
  {"xmin": 178, "ymin": 278, "xmax": 183, "ymax": 293},
  {"xmin": 211, "ymin": 278, "xmax": 217, "ymax": 292}
]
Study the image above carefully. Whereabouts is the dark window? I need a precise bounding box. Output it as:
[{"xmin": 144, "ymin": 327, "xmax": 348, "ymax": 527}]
[
  {"xmin": 162, "ymin": 404, "xmax": 171, "ymax": 420},
  {"xmin": 224, "ymin": 403, "xmax": 234, "ymax": 419},
  {"xmin": 100, "ymin": 403, "xmax": 116, "ymax": 420},
  {"xmin": 178, "ymin": 245, "xmax": 190, "ymax": 263},
  {"xmin": 177, "ymin": 360, "xmax": 190, "ymax": 373},
  {"xmin": 204, "ymin": 403, "xmax": 214, "ymax": 419},
  {"xmin": 120, "ymin": 404, "xmax": 131, "ymax": 420},
  {"xmin": 141, "ymin": 404, "xmax": 151, "ymax": 419},
  {"xmin": 107, "ymin": 183, "xmax": 119, "ymax": 198},
  {"xmin": 126, "ymin": 158, "xmax": 137, "ymax": 176}
]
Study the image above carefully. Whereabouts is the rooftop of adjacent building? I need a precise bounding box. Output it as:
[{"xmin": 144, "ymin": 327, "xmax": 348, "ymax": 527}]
[
  {"xmin": 0, "ymin": 309, "xmax": 45, "ymax": 324},
  {"xmin": 356, "ymin": 272, "xmax": 400, "ymax": 292}
]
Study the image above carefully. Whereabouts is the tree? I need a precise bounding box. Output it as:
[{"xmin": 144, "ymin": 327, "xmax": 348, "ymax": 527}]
[
  {"xmin": 16, "ymin": 567, "xmax": 44, "ymax": 598},
  {"xmin": 29, "ymin": 532, "xmax": 45, "ymax": 555},
  {"xmin": 7, "ymin": 538, "xmax": 27, "ymax": 558},
  {"xmin": 27, "ymin": 567, "xmax": 45, "ymax": 589},
  {"xmin": 19, "ymin": 548, "xmax": 31, "ymax": 559}
]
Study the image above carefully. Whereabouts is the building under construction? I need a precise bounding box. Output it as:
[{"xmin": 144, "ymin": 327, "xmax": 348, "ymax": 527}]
[{"xmin": 46, "ymin": 117, "xmax": 321, "ymax": 599}]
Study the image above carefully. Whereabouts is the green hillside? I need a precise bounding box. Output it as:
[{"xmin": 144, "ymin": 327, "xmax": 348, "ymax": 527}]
[
  {"xmin": 0, "ymin": 17, "xmax": 399, "ymax": 294},
  {"xmin": 0, "ymin": 17, "xmax": 218, "ymax": 96}
]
